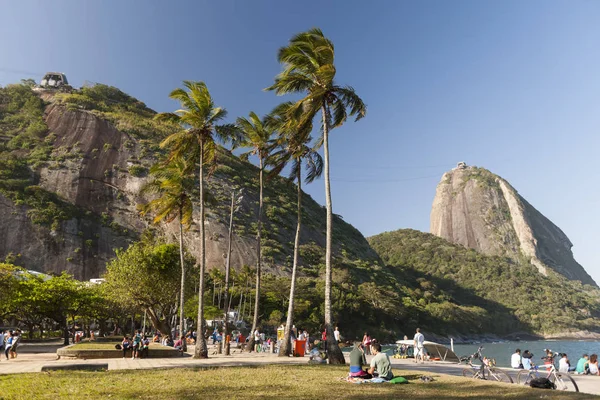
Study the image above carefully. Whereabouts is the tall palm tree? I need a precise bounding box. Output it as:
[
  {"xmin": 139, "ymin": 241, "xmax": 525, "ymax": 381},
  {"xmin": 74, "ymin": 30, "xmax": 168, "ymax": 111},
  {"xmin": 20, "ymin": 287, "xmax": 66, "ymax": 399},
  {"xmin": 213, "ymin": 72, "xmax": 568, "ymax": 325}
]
[
  {"xmin": 155, "ymin": 81, "xmax": 238, "ymax": 359},
  {"xmin": 234, "ymin": 111, "xmax": 274, "ymax": 352},
  {"xmin": 267, "ymin": 28, "xmax": 366, "ymax": 364},
  {"xmin": 267, "ymin": 102, "xmax": 322, "ymax": 357},
  {"xmin": 138, "ymin": 158, "xmax": 193, "ymax": 349}
]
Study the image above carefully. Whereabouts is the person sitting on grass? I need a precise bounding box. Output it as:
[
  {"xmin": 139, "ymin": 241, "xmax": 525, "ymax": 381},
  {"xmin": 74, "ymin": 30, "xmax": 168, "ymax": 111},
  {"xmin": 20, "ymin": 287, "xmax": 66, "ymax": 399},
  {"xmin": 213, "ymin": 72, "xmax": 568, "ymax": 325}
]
[
  {"xmin": 308, "ymin": 343, "xmax": 326, "ymax": 364},
  {"xmin": 349, "ymin": 341, "xmax": 371, "ymax": 378},
  {"xmin": 575, "ymin": 354, "xmax": 589, "ymax": 374},
  {"xmin": 368, "ymin": 343, "xmax": 394, "ymax": 381}
]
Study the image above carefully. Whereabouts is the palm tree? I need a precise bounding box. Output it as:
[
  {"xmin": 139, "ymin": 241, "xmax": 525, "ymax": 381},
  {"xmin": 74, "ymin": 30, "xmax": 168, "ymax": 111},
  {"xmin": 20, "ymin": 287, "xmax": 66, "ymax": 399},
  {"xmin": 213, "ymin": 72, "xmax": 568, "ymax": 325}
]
[
  {"xmin": 267, "ymin": 102, "xmax": 322, "ymax": 357},
  {"xmin": 234, "ymin": 111, "xmax": 274, "ymax": 352},
  {"xmin": 155, "ymin": 81, "xmax": 238, "ymax": 359},
  {"xmin": 267, "ymin": 28, "xmax": 366, "ymax": 364},
  {"xmin": 138, "ymin": 158, "xmax": 193, "ymax": 349}
]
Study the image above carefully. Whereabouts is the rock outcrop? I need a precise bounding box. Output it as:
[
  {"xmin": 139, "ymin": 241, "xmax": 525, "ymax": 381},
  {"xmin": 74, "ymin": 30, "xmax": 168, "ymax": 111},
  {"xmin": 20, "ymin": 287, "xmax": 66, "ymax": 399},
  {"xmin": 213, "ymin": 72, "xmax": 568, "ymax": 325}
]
[
  {"xmin": 430, "ymin": 164, "xmax": 596, "ymax": 286},
  {"xmin": 0, "ymin": 89, "xmax": 379, "ymax": 280}
]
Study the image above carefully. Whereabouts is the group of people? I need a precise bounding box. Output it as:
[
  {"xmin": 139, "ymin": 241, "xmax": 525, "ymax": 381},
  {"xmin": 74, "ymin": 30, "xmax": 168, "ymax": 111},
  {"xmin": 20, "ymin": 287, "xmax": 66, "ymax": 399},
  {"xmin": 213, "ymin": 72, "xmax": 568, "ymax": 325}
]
[
  {"xmin": 0, "ymin": 330, "xmax": 20, "ymax": 361},
  {"xmin": 511, "ymin": 348, "xmax": 600, "ymax": 375},
  {"xmin": 120, "ymin": 330, "xmax": 150, "ymax": 359}
]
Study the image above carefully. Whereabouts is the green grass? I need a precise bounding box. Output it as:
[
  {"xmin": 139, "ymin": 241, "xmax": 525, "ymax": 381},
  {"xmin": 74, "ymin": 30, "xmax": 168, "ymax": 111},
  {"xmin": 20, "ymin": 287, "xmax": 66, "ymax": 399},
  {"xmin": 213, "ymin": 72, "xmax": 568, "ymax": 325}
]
[{"xmin": 0, "ymin": 365, "xmax": 591, "ymax": 400}]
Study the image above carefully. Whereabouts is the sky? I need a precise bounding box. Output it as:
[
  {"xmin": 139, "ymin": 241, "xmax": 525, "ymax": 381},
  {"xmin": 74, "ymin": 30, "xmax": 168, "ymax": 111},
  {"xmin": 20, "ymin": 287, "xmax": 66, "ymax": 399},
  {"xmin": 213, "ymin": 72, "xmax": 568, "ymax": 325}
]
[{"xmin": 1, "ymin": 0, "xmax": 599, "ymax": 283}]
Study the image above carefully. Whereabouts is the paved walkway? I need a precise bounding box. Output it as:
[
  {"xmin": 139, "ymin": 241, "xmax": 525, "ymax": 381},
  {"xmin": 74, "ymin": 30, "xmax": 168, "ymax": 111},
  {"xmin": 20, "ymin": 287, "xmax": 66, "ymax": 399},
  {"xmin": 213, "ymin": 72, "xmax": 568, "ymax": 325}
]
[
  {"xmin": 389, "ymin": 357, "xmax": 600, "ymax": 396},
  {"xmin": 2, "ymin": 342, "xmax": 598, "ymax": 397}
]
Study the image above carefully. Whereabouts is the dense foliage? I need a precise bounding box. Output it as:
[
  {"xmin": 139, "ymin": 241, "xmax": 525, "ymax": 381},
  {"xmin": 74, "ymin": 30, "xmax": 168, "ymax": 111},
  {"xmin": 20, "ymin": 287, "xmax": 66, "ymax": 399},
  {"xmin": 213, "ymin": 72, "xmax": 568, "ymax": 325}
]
[{"xmin": 369, "ymin": 229, "xmax": 600, "ymax": 336}]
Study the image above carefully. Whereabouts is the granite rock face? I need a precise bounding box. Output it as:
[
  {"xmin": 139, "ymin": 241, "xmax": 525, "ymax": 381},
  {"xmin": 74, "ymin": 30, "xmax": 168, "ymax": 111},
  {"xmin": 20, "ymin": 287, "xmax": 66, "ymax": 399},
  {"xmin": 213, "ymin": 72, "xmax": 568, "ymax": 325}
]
[
  {"xmin": 0, "ymin": 94, "xmax": 378, "ymax": 279},
  {"xmin": 430, "ymin": 164, "xmax": 596, "ymax": 286}
]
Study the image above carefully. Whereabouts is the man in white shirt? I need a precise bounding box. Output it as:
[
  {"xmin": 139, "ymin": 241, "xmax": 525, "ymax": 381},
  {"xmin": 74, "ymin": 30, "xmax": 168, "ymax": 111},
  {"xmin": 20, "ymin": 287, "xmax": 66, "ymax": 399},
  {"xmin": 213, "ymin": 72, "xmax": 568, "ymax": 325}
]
[
  {"xmin": 413, "ymin": 328, "xmax": 425, "ymax": 364},
  {"xmin": 511, "ymin": 348, "xmax": 522, "ymax": 369},
  {"xmin": 334, "ymin": 326, "xmax": 340, "ymax": 343}
]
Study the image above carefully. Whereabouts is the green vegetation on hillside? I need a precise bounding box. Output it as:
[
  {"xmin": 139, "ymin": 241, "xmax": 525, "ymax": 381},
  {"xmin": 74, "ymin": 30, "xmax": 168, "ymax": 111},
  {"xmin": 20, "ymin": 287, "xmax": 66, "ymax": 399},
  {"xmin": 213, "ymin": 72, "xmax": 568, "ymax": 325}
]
[
  {"xmin": 369, "ymin": 229, "xmax": 600, "ymax": 335},
  {"xmin": 0, "ymin": 84, "xmax": 81, "ymax": 229}
]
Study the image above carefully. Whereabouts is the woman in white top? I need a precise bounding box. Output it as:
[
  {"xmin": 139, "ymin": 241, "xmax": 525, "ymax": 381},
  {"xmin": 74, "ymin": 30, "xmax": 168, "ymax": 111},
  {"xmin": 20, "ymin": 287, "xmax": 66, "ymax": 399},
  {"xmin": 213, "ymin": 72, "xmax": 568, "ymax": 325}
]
[{"xmin": 589, "ymin": 354, "xmax": 599, "ymax": 375}]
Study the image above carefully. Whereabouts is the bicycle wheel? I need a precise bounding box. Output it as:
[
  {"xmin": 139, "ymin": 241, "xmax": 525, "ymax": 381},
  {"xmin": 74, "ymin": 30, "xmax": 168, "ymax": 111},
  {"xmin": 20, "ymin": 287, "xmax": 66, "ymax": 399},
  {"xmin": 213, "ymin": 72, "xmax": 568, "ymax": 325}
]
[
  {"xmin": 462, "ymin": 368, "xmax": 477, "ymax": 378},
  {"xmin": 516, "ymin": 370, "xmax": 535, "ymax": 385},
  {"xmin": 553, "ymin": 373, "xmax": 579, "ymax": 392},
  {"xmin": 488, "ymin": 367, "xmax": 514, "ymax": 384}
]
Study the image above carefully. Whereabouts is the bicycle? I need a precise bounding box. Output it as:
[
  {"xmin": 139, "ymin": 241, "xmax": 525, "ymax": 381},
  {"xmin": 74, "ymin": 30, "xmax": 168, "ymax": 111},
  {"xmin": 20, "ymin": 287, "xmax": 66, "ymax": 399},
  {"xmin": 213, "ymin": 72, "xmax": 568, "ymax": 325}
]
[
  {"xmin": 461, "ymin": 346, "xmax": 514, "ymax": 383},
  {"xmin": 516, "ymin": 351, "xmax": 579, "ymax": 392}
]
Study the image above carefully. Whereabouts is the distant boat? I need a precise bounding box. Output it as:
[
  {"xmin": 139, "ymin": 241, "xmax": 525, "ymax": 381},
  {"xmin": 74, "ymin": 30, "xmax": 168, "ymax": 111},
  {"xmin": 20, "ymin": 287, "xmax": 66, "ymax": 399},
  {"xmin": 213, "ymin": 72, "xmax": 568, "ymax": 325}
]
[{"xmin": 395, "ymin": 340, "xmax": 460, "ymax": 363}]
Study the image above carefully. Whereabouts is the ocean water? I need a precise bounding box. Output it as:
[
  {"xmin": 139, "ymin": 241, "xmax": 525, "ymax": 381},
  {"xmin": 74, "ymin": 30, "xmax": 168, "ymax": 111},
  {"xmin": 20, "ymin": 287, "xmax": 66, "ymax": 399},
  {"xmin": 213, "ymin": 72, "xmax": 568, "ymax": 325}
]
[{"xmin": 449, "ymin": 341, "xmax": 600, "ymax": 368}]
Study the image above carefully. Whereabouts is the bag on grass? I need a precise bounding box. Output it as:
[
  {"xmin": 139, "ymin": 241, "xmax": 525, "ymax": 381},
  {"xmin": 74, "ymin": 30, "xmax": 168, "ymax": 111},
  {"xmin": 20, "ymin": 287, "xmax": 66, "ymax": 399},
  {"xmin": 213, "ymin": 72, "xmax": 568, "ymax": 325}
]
[
  {"xmin": 115, "ymin": 344, "xmax": 122, "ymax": 350},
  {"xmin": 389, "ymin": 376, "xmax": 408, "ymax": 384},
  {"xmin": 529, "ymin": 377, "xmax": 555, "ymax": 389}
]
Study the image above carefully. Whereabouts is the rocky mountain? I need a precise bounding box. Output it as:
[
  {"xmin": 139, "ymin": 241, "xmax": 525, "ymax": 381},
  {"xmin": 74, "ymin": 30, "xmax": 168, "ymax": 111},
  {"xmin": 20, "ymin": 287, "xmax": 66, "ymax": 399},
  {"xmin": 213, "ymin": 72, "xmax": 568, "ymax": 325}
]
[
  {"xmin": 0, "ymin": 83, "xmax": 378, "ymax": 280},
  {"xmin": 430, "ymin": 163, "xmax": 596, "ymax": 286}
]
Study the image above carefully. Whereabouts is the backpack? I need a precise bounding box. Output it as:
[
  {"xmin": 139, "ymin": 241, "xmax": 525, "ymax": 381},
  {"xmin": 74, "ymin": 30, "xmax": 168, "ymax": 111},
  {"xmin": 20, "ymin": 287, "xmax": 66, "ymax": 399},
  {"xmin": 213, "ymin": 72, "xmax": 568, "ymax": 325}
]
[{"xmin": 529, "ymin": 377, "xmax": 555, "ymax": 389}]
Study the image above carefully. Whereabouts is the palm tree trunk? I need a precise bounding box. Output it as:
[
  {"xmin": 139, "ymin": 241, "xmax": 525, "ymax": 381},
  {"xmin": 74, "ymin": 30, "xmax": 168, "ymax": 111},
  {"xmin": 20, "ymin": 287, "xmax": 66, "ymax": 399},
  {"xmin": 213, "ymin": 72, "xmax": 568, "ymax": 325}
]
[
  {"xmin": 247, "ymin": 157, "xmax": 263, "ymax": 352},
  {"xmin": 194, "ymin": 139, "xmax": 208, "ymax": 358},
  {"xmin": 280, "ymin": 166, "xmax": 302, "ymax": 357},
  {"xmin": 178, "ymin": 212, "xmax": 187, "ymax": 352},
  {"xmin": 321, "ymin": 104, "xmax": 345, "ymax": 364},
  {"xmin": 222, "ymin": 188, "xmax": 235, "ymax": 356}
]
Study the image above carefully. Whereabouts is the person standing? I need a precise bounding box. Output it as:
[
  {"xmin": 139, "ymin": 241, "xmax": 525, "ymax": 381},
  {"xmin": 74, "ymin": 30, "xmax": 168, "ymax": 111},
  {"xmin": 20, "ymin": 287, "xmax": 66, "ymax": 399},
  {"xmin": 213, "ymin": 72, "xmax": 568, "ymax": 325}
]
[
  {"xmin": 334, "ymin": 326, "xmax": 340, "ymax": 343},
  {"xmin": 511, "ymin": 348, "xmax": 523, "ymax": 369},
  {"xmin": 0, "ymin": 330, "xmax": 5, "ymax": 359},
  {"xmin": 4, "ymin": 331, "xmax": 14, "ymax": 360},
  {"xmin": 132, "ymin": 330, "xmax": 142, "ymax": 359},
  {"xmin": 413, "ymin": 328, "xmax": 425, "ymax": 364},
  {"xmin": 362, "ymin": 332, "xmax": 371, "ymax": 355}
]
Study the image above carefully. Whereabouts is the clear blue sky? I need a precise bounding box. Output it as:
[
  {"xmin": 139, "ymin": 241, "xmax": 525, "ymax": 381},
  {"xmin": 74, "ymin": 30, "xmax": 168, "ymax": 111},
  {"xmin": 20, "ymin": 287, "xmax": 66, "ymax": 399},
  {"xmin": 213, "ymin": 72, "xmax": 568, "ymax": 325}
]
[{"xmin": 1, "ymin": 0, "xmax": 599, "ymax": 283}]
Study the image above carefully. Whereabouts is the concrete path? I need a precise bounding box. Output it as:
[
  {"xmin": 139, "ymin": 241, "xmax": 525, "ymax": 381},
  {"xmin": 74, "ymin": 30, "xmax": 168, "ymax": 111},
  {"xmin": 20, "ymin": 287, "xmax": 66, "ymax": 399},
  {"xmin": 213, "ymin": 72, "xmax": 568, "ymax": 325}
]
[
  {"xmin": 388, "ymin": 357, "xmax": 599, "ymax": 396},
  {"xmin": 2, "ymin": 342, "xmax": 598, "ymax": 397}
]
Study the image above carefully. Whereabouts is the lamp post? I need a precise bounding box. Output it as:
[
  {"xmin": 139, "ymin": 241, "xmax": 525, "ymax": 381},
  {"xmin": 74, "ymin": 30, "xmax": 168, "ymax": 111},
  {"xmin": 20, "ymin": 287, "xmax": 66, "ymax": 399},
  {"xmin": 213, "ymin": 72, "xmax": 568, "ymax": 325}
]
[{"xmin": 221, "ymin": 188, "xmax": 243, "ymax": 355}]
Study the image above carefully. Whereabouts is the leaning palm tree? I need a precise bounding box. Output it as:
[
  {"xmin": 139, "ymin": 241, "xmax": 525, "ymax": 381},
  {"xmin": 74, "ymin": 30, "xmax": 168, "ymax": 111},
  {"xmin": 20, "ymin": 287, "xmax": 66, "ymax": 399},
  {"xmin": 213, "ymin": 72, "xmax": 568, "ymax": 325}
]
[
  {"xmin": 138, "ymin": 158, "xmax": 193, "ymax": 350},
  {"xmin": 233, "ymin": 111, "xmax": 274, "ymax": 352},
  {"xmin": 155, "ymin": 81, "xmax": 238, "ymax": 359},
  {"xmin": 267, "ymin": 102, "xmax": 322, "ymax": 357},
  {"xmin": 267, "ymin": 28, "xmax": 366, "ymax": 364}
]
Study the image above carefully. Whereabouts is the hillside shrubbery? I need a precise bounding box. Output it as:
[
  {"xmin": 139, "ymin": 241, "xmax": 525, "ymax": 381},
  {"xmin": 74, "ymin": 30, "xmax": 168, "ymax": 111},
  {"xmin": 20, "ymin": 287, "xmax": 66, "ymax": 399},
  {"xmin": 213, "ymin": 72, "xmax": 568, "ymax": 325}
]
[{"xmin": 369, "ymin": 229, "xmax": 600, "ymax": 335}]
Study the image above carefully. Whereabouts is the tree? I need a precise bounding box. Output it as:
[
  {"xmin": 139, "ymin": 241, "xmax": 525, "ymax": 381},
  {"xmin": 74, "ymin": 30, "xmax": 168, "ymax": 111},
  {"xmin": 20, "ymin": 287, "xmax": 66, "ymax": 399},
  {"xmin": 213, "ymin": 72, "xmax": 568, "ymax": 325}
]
[
  {"xmin": 139, "ymin": 158, "xmax": 194, "ymax": 348},
  {"xmin": 234, "ymin": 111, "xmax": 274, "ymax": 352},
  {"xmin": 155, "ymin": 81, "xmax": 238, "ymax": 358},
  {"xmin": 103, "ymin": 235, "xmax": 194, "ymax": 336},
  {"xmin": 267, "ymin": 28, "xmax": 366, "ymax": 363},
  {"xmin": 267, "ymin": 102, "xmax": 323, "ymax": 356}
]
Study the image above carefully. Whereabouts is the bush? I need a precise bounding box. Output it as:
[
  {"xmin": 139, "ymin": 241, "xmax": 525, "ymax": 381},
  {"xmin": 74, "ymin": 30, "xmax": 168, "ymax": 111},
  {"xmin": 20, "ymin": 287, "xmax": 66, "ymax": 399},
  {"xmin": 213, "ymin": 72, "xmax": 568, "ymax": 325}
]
[{"xmin": 128, "ymin": 165, "xmax": 147, "ymax": 177}]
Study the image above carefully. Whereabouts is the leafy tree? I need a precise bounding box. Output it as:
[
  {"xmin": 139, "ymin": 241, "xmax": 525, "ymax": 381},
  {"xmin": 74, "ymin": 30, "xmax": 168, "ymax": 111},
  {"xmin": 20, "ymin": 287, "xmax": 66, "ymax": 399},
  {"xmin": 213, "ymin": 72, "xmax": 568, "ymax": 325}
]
[
  {"xmin": 267, "ymin": 102, "xmax": 323, "ymax": 356},
  {"xmin": 103, "ymin": 235, "xmax": 194, "ymax": 336},
  {"xmin": 234, "ymin": 111, "xmax": 274, "ymax": 351},
  {"xmin": 139, "ymin": 158, "xmax": 194, "ymax": 346},
  {"xmin": 267, "ymin": 28, "xmax": 366, "ymax": 364},
  {"xmin": 0, "ymin": 263, "xmax": 19, "ymax": 321},
  {"xmin": 155, "ymin": 81, "xmax": 238, "ymax": 358}
]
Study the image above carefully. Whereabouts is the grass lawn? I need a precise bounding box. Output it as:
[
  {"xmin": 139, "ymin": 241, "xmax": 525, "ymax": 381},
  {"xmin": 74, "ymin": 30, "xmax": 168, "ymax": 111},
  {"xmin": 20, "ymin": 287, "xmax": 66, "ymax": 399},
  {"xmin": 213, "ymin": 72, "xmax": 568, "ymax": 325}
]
[{"xmin": 0, "ymin": 365, "xmax": 593, "ymax": 400}]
